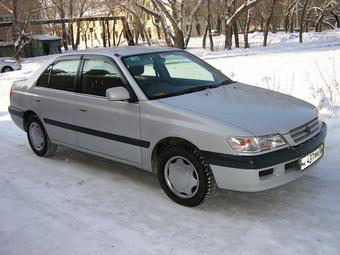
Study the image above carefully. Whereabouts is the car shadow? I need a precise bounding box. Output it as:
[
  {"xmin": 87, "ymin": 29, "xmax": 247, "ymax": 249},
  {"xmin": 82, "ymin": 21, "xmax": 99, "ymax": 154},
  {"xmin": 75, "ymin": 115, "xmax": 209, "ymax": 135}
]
[
  {"xmin": 51, "ymin": 144, "xmax": 327, "ymax": 215},
  {"xmin": 53, "ymin": 145, "xmax": 160, "ymax": 191},
  {"xmin": 0, "ymin": 111, "xmax": 8, "ymax": 117}
]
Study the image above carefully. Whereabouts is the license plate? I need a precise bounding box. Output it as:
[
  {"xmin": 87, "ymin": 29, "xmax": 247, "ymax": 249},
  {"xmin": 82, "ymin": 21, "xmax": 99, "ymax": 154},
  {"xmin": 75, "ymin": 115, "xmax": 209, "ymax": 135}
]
[{"xmin": 299, "ymin": 144, "xmax": 324, "ymax": 171}]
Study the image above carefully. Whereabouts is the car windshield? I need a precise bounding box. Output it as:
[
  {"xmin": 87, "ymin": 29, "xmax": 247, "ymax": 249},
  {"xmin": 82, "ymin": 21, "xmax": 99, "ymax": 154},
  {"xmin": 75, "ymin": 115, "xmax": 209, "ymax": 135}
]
[{"xmin": 122, "ymin": 51, "xmax": 233, "ymax": 99}]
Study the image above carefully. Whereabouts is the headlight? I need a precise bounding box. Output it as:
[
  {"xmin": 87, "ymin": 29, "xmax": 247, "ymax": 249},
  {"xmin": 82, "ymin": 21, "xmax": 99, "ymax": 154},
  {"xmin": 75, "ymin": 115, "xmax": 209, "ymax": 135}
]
[{"xmin": 227, "ymin": 134, "xmax": 286, "ymax": 153}]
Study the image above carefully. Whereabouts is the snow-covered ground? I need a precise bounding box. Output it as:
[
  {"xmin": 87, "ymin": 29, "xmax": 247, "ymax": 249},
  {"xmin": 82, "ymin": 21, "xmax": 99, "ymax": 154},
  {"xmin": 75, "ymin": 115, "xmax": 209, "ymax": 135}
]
[{"xmin": 0, "ymin": 31, "xmax": 340, "ymax": 255}]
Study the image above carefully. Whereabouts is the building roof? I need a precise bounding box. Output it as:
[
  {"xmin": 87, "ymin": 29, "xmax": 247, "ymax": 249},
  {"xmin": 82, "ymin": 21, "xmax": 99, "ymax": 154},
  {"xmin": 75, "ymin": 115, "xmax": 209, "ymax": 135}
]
[
  {"xmin": 0, "ymin": 41, "xmax": 14, "ymax": 46},
  {"xmin": 31, "ymin": 34, "xmax": 61, "ymax": 41}
]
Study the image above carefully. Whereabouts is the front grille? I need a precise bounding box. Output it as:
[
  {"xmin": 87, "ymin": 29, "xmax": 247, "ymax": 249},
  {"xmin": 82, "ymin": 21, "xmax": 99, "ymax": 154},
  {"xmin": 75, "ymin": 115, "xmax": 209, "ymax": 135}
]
[{"xmin": 289, "ymin": 117, "xmax": 320, "ymax": 144}]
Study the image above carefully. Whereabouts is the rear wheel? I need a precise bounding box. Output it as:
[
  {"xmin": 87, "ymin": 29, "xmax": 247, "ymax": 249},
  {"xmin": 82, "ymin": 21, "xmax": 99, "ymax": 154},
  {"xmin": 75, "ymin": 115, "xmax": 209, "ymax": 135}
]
[
  {"xmin": 26, "ymin": 115, "xmax": 57, "ymax": 157},
  {"xmin": 1, "ymin": 66, "xmax": 13, "ymax": 73},
  {"xmin": 157, "ymin": 145, "xmax": 216, "ymax": 206}
]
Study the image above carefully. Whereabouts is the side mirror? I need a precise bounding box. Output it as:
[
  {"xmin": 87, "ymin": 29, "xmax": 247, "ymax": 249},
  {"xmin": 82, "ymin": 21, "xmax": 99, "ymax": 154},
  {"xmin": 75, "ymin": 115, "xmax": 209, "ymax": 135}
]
[{"xmin": 106, "ymin": 87, "xmax": 130, "ymax": 101}]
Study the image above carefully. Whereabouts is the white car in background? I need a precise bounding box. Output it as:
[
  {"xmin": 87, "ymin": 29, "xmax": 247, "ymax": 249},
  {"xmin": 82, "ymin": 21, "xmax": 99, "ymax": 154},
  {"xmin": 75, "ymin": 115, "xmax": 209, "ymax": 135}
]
[
  {"xmin": 8, "ymin": 47, "xmax": 327, "ymax": 206},
  {"xmin": 0, "ymin": 58, "xmax": 22, "ymax": 73}
]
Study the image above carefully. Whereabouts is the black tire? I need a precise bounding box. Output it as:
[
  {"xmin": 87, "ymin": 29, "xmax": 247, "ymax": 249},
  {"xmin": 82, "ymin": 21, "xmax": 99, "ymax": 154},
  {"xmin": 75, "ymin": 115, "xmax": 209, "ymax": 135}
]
[
  {"xmin": 2, "ymin": 66, "xmax": 13, "ymax": 73},
  {"xmin": 26, "ymin": 115, "xmax": 57, "ymax": 157},
  {"xmin": 157, "ymin": 145, "xmax": 216, "ymax": 207}
]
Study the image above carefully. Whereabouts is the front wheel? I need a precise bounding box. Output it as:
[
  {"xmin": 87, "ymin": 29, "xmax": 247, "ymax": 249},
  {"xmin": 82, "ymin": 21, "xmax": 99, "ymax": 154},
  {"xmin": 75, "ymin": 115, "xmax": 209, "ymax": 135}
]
[
  {"xmin": 157, "ymin": 145, "xmax": 216, "ymax": 206},
  {"xmin": 26, "ymin": 115, "xmax": 57, "ymax": 157}
]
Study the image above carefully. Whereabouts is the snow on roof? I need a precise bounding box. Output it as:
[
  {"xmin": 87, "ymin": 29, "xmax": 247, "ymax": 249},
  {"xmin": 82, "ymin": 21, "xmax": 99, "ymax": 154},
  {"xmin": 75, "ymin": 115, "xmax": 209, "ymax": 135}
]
[
  {"xmin": 31, "ymin": 34, "xmax": 61, "ymax": 41},
  {"xmin": 0, "ymin": 41, "xmax": 14, "ymax": 47}
]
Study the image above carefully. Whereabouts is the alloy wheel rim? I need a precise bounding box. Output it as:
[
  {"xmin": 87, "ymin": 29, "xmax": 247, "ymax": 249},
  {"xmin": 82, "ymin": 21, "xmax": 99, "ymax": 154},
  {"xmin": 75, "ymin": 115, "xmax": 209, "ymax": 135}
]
[
  {"xmin": 29, "ymin": 122, "xmax": 45, "ymax": 150},
  {"xmin": 164, "ymin": 156, "xmax": 199, "ymax": 199}
]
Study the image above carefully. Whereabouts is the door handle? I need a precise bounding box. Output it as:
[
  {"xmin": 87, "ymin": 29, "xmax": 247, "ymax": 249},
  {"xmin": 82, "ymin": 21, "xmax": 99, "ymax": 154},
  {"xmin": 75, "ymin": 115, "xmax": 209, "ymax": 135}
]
[
  {"xmin": 77, "ymin": 107, "xmax": 87, "ymax": 112},
  {"xmin": 35, "ymin": 99, "xmax": 41, "ymax": 102}
]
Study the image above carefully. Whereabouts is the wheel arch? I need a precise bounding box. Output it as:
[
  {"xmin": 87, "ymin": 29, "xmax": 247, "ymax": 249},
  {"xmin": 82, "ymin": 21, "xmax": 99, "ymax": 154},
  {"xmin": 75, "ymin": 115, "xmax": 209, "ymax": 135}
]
[
  {"xmin": 151, "ymin": 136, "xmax": 201, "ymax": 174},
  {"xmin": 23, "ymin": 110, "xmax": 39, "ymax": 131},
  {"xmin": 1, "ymin": 66, "xmax": 13, "ymax": 72}
]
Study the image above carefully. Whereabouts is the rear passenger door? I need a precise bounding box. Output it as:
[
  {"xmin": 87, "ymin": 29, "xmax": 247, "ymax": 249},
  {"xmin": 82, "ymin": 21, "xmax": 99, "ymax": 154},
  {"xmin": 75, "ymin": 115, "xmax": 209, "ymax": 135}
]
[
  {"xmin": 74, "ymin": 55, "xmax": 142, "ymax": 164},
  {"xmin": 33, "ymin": 57, "xmax": 81, "ymax": 146}
]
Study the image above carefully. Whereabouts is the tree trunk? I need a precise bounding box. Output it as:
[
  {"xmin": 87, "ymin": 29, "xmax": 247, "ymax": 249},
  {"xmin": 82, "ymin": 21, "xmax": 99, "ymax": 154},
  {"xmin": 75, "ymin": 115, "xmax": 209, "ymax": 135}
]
[
  {"xmin": 263, "ymin": 28, "xmax": 269, "ymax": 47},
  {"xmin": 207, "ymin": 0, "xmax": 214, "ymax": 51},
  {"xmin": 75, "ymin": 20, "xmax": 81, "ymax": 50},
  {"xmin": 315, "ymin": 15, "xmax": 323, "ymax": 32},
  {"xmin": 202, "ymin": 21, "xmax": 208, "ymax": 49},
  {"xmin": 152, "ymin": 18, "xmax": 162, "ymax": 40},
  {"xmin": 289, "ymin": 14, "xmax": 294, "ymax": 33},
  {"xmin": 173, "ymin": 29, "xmax": 185, "ymax": 49},
  {"xmin": 331, "ymin": 10, "xmax": 340, "ymax": 28},
  {"xmin": 61, "ymin": 21, "xmax": 68, "ymax": 51},
  {"xmin": 195, "ymin": 15, "xmax": 201, "ymax": 36},
  {"xmin": 233, "ymin": 21, "xmax": 239, "ymax": 48},
  {"xmin": 244, "ymin": 9, "xmax": 251, "ymax": 48},
  {"xmin": 260, "ymin": 16, "xmax": 264, "ymax": 32},
  {"xmin": 59, "ymin": 6, "xmax": 68, "ymax": 51},
  {"xmin": 102, "ymin": 20, "xmax": 107, "ymax": 47},
  {"xmin": 69, "ymin": 0, "xmax": 75, "ymax": 50},
  {"xmin": 216, "ymin": 17, "xmax": 222, "ymax": 36},
  {"xmin": 184, "ymin": 0, "xmax": 204, "ymax": 48},
  {"xmin": 106, "ymin": 19, "xmax": 111, "ymax": 47},
  {"xmin": 121, "ymin": 18, "xmax": 135, "ymax": 46},
  {"xmin": 142, "ymin": 23, "xmax": 152, "ymax": 46},
  {"xmin": 112, "ymin": 19, "xmax": 116, "ymax": 47},
  {"xmin": 284, "ymin": 14, "xmax": 289, "ymax": 33},
  {"xmin": 263, "ymin": 0, "xmax": 277, "ymax": 47},
  {"xmin": 159, "ymin": 19, "xmax": 173, "ymax": 47},
  {"xmin": 70, "ymin": 22, "xmax": 75, "ymax": 50},
  {"xmin": 224, "ymin": 23, "xmax": 233, "ymax": 50},
  {"xmin": 299, "ymin": 0, "xmax": 309, "ymax": 43},
  {"xmin": 84, "ymin": 29, "xmax": 88, "ymax": 49},
  {"xmin": 208, "ymin": 0, "xmax": 214, "ymax": 51}
]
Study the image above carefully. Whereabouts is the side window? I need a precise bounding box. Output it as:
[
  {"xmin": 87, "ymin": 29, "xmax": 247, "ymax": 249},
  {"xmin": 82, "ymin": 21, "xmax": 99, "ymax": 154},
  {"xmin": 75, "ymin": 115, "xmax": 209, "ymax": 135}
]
[
  {"xmin": 49, "ymin": 60, "xmax": 79, "ymax": 92},
  {"xmin": 36, "ymin": 65, "xmax": 52, "ymax": 87},
  {"xmin": 80, "ymin": 59, "xmax": 125, "ymax": 97}
]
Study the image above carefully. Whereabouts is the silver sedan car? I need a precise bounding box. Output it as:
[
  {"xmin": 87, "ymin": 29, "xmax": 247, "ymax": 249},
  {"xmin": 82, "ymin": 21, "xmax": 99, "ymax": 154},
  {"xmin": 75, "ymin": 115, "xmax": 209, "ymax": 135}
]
[
  {"xmin": 8, "ymin": 47, "xmax": 326, "ymax": 206},
  {"xmin": 0, "ymin": 58, "xmax": 22, "ymax": 72}
]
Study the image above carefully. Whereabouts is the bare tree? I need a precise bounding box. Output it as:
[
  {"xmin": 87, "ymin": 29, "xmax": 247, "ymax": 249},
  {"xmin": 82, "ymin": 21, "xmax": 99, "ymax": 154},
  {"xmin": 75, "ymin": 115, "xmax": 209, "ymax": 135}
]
[
  {"xmin": 224, "ymin": 0, "xmax": 263, "ymax": 50},
  {"xmin": 310, "ymin": 0, "xmax": 336, "ymax": 32},
  {"xmin": 137, "ymin": 0, "xmax": 204, "ymax": 49},
  {"xmin": 244, "ymin": 9, "xmax": 252, "ymax": 48},
  {"xmin": 299, "ymin": 0, "xmax": 310, "ymax": 43},
  {"xmin": 262, "ymin": 0, "xmax": 278, "ymax": 47},
  {"xmin": 202, "ymin": 0, "xmax": 214, "ymax": 51},
  {"xmin": 283, "ymin": 0, "xmax": 297, "ymax": 33},
  {"xmin": 184, "ymin": 0, "xmax": 204, "ymax": 47},
  {"xmin": 105, "ymin": 0, "xmax": 150, "ymax": 46},
  {"xmin": 2, "ymin": 0, "xmax": 43, "ymax": 58}
]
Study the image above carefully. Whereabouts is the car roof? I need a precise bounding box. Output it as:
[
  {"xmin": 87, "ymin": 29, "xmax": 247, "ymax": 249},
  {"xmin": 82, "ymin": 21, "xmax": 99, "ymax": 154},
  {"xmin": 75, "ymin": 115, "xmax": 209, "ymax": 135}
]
[{"xmin": 62, "ymin": 46, "xmax": 182, "ymax": 58}]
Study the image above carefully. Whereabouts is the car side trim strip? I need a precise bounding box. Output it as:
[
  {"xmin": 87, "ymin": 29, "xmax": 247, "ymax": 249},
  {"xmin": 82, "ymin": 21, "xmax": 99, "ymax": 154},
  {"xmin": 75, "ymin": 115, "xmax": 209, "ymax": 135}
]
[
  {"xmin": 8, "ymin": 106, "xmax": 24, "ymax": 118},
  {"xmin": 201, "ymin": 122, "xmax": 327, "ymax": 170},
  {"xmin": 43, "ymin": 118, "xmax": 151, "ymax": 148}
]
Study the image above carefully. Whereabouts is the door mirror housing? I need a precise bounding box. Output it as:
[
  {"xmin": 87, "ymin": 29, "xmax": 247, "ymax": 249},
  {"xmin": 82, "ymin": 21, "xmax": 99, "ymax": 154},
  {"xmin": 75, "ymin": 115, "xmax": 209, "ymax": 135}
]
[{"xmin": 106, "ymin": 87, "xmax": 130, "ymax": 101}]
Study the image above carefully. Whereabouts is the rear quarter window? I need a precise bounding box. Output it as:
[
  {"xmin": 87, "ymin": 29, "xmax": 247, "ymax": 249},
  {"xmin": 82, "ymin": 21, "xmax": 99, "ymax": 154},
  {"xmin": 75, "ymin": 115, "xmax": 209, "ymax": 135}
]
[
  {"xmin": 49, "ymin": 60, "xmax": 79, "ymax": 92},
  {"xmin": 36, "ymin": 65, "xmax": 52, "ymax": 87}
]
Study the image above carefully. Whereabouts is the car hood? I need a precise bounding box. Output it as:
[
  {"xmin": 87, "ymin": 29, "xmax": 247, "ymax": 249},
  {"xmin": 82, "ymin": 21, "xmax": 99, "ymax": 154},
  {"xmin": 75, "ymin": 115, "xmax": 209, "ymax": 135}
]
[{"xmin": 158, "ymin": 83, "xmax": 317, "ymax": 136}]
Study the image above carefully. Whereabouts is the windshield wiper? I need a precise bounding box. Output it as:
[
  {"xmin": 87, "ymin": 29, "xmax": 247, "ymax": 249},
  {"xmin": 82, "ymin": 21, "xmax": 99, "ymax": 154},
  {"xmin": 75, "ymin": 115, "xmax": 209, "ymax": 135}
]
[
  {"xmin": 156, "ymin": 80, "xmax": 235, "ymax": 99},
  {"xmin": 213, "ymin": 79, "xmax": 235, "ymax": 88}
]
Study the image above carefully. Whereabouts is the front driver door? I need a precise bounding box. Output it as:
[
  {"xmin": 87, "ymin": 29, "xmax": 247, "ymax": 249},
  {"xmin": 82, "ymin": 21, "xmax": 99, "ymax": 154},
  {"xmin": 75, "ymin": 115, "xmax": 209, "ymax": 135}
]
[{"xmin": 74, "ymin": 56, "xmax": 144, "ymax": 164}]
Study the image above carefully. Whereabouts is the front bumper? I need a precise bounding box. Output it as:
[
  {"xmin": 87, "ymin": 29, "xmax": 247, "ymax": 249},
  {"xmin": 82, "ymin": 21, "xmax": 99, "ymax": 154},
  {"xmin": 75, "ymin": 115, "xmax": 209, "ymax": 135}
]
[{"xmin": 202, "ymin": 122, "xmax": 327, "ymax": 192}]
